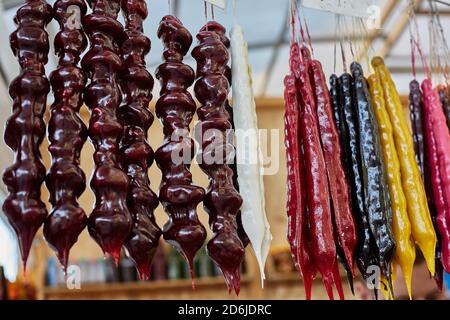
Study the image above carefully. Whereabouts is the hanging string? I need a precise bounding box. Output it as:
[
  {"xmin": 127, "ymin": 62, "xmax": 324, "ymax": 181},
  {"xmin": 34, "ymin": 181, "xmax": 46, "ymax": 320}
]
[
  {"xmin": 338, "ymin": 16, "xmax": 347, "ymax": 73},
  {"xmin": 409, "ymin": 21, "xmax": 417, "ymax": 79},
  {"xmin": 334, "ymin": 14, "xmax": 338, "ymax": 74},
  {"xmin": 337, "ymin": 0, "xmax": 347, "ymax": 72},
  {"xmin": 428, "ymin": 0, "xmax": 443, "ymax": 83},
  {"xmin": 427, "ymin": 0, "xmax": 450, "ymax": 84},
  {"xmin": 211, "ymin": 4, "xmax": 215, "ymax": 21},
  {"xmin": 351, "ymin": 17, "xmax": 359, "ymax": 59},
  {"xmin": 429, "ymin": 19, "xmax": 436, "ymax": 82},
  {"xmin": 432, "ymin": 0, "xmax": 450, "ymax": 83},
  {"xmin": 300, "ymin": 6, "xmax": 314, "ymax": 57},
  {"xmin": 168, "ymin": 0, "xmax": 172, "ymax": 15},
  {"xmin": 290, "ymin": 0, "xmax": 301, "ymax": 49},
  {"xmin": 288, "ymin": 0, "xmax": 303, "ymax": 69},
  {"xmin": 429, "ymin": 0, "xmax": 440, "ymax": 82},
  {"xmin": 204, "ymin": 1, "xmax": 209, "ymax": 30},
  {"xmin": 407, "ymin": 0, "xmax": 431, "ymax": 80},
  {"xmin": 292, "ymin": 0, "xmax": 306, "ymax": 47},
  {"xmin": 344, "ymin": 17, "xmax": 355, "ymax": 61},
  {"xmin": 408, "ymin": 0, "xmax": 417, "ymax": 79},
  {"xmin": 433, "ymin": 20, "xmax": 439, "ymax": 82},
  {"xmin": 415, "ymin": 38, "xmax": 430, "ymax": 79},
  {"xmin": 359, "ymin": 17, "xmax": 371, "ymax": 73},
  {"xmin": 290, "ymin": 0, "xmax": 295, "ymax": 47},
  {"xmin": 357, "ymin": 18, "xmax": 373, "ymax": 55},
  {"xmin": 359, "ymin": 17, "xmax": 372, "ymax": 56},
  {"xmin": 291, "ymin": 0, "xmax": 300, "ymax": 45}
]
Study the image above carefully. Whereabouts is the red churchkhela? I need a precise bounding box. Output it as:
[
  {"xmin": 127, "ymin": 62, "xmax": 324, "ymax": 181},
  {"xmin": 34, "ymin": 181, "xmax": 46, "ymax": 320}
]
[
  {"xmin": 192, "ymin": 23, "xmax": 245, "ymax": 295},
  {"xmin": 82, "ymin": 0, "xmax": 132, "ymax": 263},
  {"xmin": 201, "ymin": 21, "xmax": 250, "ymax": 249},
  {"xmin": 119, "ymin": 0, "xmax": 161, "ymax": 280},
  {"xmin": 3, "ymin": 0, "xmax": 53, "ymax": 270},
  {"xmin": 154, "ymin": 15, "xmax": 206, "ymax": 285},
  {"xmin": 44, "ymin": 0, "xmax": 88, "ymax": 273}
]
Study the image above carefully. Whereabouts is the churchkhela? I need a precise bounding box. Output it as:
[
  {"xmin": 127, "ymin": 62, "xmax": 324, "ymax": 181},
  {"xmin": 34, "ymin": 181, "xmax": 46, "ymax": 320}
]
[
  {"xmin": 415, "ymin": 0, "xmax": 449, "ymax": 286},
  {"xmin": 298, "ymin": 47, "xmax": 344, "ymax": 300},
  {"xmin": 155, "ymin": 15, "xmax": 206, "ymax": 284},
  {"xmin": 119, "ymin": 0, "xmax": 161, "ymax": 280},
  {"xmin": 3, "ymin": 0, "xmax": 53, "ymax": 270},
  {"xmin": 368, "ymin": 73, "xmax": 415, "ymax": 298},
  {"xmin": 192, "ymin": 22, "xmax": 245, "ymax": 295},
  {"xmin": 202, "ymin": 21, "xmax": 250, "ymax": 249},
  {"xmin": 284, "ymin": 42, "xmax": 315, "ymax": 299},
  {"xmin": 352, "ymin": 61, "xmax": 395, "ymax": 293},
  {"xmin": 373, "ymin": 57, "xmax": 436, "ymax": 277},
  {"xmin": 44, "ymin": 0, "xmax": 88, "ymax": 272},
  {"xmin": 335, "ymin": 71, "xmax": 379, "ymax": 288},
  {"xmin": 306, "ymin": 48, "xmax": 357, "ymax": 283},
  {"xmin": 421, "ymin": 79, "xmax": 450, "ymax": 273},
  {"xmin": 437, "ymin": 85, "xmax": 450, "ymax": 133},
  {"xmin": 5, "ymin": 0, "xmax": 450, "ymax": 300},
  {"xmin": 409, "ymin": 80, "xmax": 426, "ymax": 181},
  {"xmin": 409, "ymin": 79, "xmax": 444, "ymax": 290},
  {"xmin": 285, "ymin": 35, "xmax": 344, "ymax": 299},
  {"xmin": 82, "ymin": 0, "xmax": 133, "ymax": 263}
]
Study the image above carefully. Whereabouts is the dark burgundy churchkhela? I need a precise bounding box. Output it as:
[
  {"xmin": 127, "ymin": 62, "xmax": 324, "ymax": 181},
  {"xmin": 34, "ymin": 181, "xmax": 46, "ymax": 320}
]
[
  {"xmin": 119, "ymin": 0, "xmax": 161, "ymax": 280},
  {"xmin": 44, "ymin": 0, "xmax": 88, "ymax": 272},
  {"xmin": 3, "ymin": 0, "xmax": 52, "ymax": 269},
  {"xmin": 82, "ymin": 0, "xmax": 132, "ymax": 263},
  {"xmin": 192, "ymin": 23, "xmax": 245, "ymax": 294},
  {"xmin": 201, "ymin": 21, "xmax": 249, "ymax": 248},
  {"xmin": 154, "ymin": 15, "xmax": 206, "ymax": 284}
]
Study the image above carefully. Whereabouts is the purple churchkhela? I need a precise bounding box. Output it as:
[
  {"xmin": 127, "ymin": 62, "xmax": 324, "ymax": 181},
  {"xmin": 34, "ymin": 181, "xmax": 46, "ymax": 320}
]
[
  {"xmin": 192, "ymin": 22, "xmax": 245, "ymax": 295},
  {"xmin": 154, "ymin": 15, "xmax": 206, "ymax": 286},
  {"xmin": 3, "ymin": 0, "xmax": 53, "ymax": 271},
  {"xmin": 44, "ymin": 0, "xmax": 89, "ymax": 272},
  {"xmin": 81, "ymin": 0, "xmax": 132, "ymax": 264},
  {"xmin": 200, "ymin": 21, "xmax": 249, "ymax": 249},
  {"xmin": 119, "ymin": 0, "xmax": 161, "ymax": 280}
]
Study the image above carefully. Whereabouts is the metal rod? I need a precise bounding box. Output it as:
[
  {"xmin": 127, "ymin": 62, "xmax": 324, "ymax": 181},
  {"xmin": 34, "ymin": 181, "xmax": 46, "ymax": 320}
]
[{"xmin": 433, "ymin": 0, "xmax": 450, "ymax": 6}]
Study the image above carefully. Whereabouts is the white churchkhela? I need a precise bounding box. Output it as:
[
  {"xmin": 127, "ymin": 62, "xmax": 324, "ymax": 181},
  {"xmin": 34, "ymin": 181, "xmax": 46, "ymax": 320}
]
[{"xmin": 230, "ymin": 25, "xmax": 272, "ymax": 286}]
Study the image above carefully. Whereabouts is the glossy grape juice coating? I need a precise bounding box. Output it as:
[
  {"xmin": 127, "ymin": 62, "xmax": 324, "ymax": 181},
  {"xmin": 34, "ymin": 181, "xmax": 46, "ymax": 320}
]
[
  {"xmin": 192, "ymin": 25, "xmax": 245, "ymax": 295},
  {"xmin": 81, "ymin": 0, "xmax": 132, "ymax": 263},
  {"xmin": 352, "ymin": 62, "xmax": 395, "ymax": 291},
  {"xmin": 154, "ymin": 15, "xmax": 206, "ymax": 284},
  {"xmin": 3, "ymin": 0, "xmax": 53, "ymax": 270},
  {"xmin": 44, "ymin": 0, "xmax": 88, "ymax": 272},
  {"xmin": 119, "ymin": 0, "xmax": 161, "ymax": 280},
  {"xmin": 200, "ymin": 21, "xmax": 249, "ymax": 248}
]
